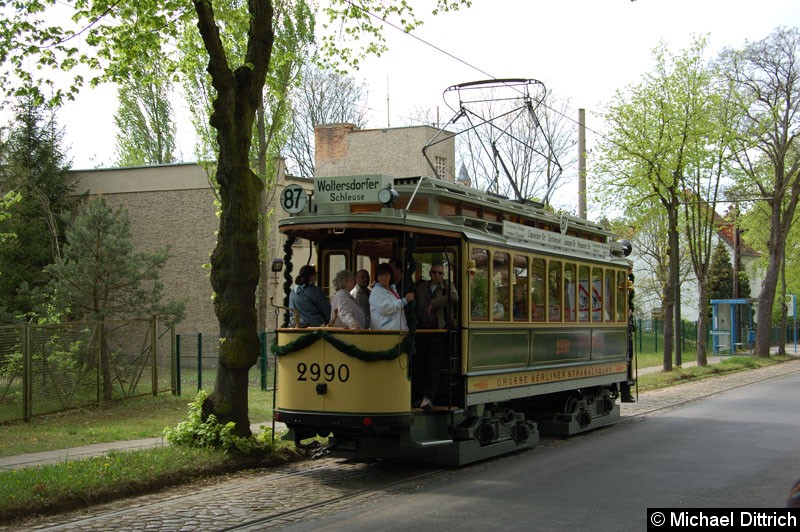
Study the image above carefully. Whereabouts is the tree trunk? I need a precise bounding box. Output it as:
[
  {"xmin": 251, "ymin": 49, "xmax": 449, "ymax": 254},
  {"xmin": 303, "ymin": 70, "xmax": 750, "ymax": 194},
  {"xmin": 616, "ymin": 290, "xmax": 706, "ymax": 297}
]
[
  {"xmin": 208, "ymin": 158, "xmax": 263, "ymax": 435},
  {"xmin": 778, "ymin": 258, "xmax": 787, "ymax": 356},
  {"xmin": 193, "ymin": 0, "xmax": 274, "ymax": 436},
  {"xmin": 754, "ymin": 246, "xmax": 783, "ymax": 358},
  {"xmin": 662, "ymin": 207, "xmax": 680, "ymax": 371},
  {"xmin": 99, "ymin": 322, "xmax": 114, "ymax": 401},
  {"xmin": 696, "ymin": 283, "xmax": 708, "ymax": 367},
  {"xmin": 257, "ymin": 102, "xmax": 269, "ymax": 334}
]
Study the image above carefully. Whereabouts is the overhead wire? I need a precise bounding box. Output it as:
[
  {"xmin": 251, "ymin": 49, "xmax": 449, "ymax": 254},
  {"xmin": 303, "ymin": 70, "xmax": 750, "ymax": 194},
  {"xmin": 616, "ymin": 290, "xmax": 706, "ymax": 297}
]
[
  {"xmin": 341, "ymin": 0, "xmax": 608, "ymax": 138},
  {"xmin": 341, "ymin": 0, "xmax": 763, "ymax": 212}
]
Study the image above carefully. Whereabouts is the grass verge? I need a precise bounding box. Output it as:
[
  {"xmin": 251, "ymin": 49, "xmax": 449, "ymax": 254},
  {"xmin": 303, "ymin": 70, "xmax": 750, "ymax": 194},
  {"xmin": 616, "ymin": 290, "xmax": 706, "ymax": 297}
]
[
  {"xmin": 0, "ymin": 390, "xmax": 275, "ymax": 457},
  {"xmin": 635, "ymin": 355, "xmax": 792, "ymax": 391},
  {"xmin": 0, "ymin": 445, "xmax": 303, "ymax": 524}
]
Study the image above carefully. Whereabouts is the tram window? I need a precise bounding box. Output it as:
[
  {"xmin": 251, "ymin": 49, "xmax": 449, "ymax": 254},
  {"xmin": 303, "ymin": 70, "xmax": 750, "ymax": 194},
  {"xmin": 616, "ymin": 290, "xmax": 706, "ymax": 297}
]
[
  {"xmin": 617, "ymin": 270, "xmax": 627, "ymax": 321},
  {"xmin": 492, "ymin": 252, "xmax": 510, "ymax": 321},
  {"xmin": 564, "ymin": 263, "xmax": 576, "ymax": 322},
  {"xmin": 548, "ymin": 260, "xmax": 562, "ymax": 322},
  {"xmin": 470, "ymin": 248, "xmax": 489, "ymax": 320},
  {"xmin": 578, "ymin": 265, "xmax": 590, "ymax": 322},
  {"xmin": 512, "ymin": 255, "xmax": 528, "ymax": 321},
  {"xmin": 605, "ymin": 269, "xmax": 615, "ymax": 321},
  {"xmin": 414, "ymin": 249, "xmax": 457, "ymax": 283},
  {"xmin": 591, "ymin": 268, "xmax": 603, "ymax": 322},
  {"xmin": 531, "ymin": 258, "xmax": 545, "ymax": 321},
  {"xmin": 354, "ymin": 255, "xmax": 373, "ymax": 277}
]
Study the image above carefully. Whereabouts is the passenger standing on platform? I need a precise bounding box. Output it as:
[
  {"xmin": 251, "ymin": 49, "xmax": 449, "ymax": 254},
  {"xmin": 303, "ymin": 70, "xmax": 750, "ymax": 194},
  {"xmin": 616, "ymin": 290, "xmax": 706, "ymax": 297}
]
[
  {"xmin": 414, "ymin": 261, "xmax": 459, "ymax": 411},
  {"xmin": 289, "ymin": 265, "xmax": 331, "ymax": 327},
  {"xmin": 389, "ymin": 258, "xmax": 411, "ymax": 297},
  {"xmin": 331, "ymin": 270, "xmax": 366, "ymax": 330},
  {"xmin": 351, "ymin": 269, "xmax": 372, "ymax": 328},
  {"xmin": 370, "ymin": 262, "xmax": 414, "ymax": 330}
]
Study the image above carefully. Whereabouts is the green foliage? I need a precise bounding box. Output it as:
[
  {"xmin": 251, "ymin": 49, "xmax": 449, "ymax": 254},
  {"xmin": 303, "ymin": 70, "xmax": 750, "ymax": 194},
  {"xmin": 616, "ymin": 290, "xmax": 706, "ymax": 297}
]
[
  {"xmin": 0, "ymin": 190, "xmax": 21, "ymax": 244},
  {"xmin": 164, "ymin": 390, "xmax": 278, "ymax": 455},
  {"xmin": 0, "ymin": 0, "xmax": 192, "ymax": 105},
  {"xmin": 114, "ymin": 57, "xmax": 177, "ymax": 166},
  {"xmin": 708, "ymin": 240, "xmax": 734, "ymax": 302},
  {"xmin": 42, "ymin": 197, "xmax": 184, "ymax": 324},
  {"xmin": 1, "ymin": 0, "xmax": 471, "ymax": 430},
  {"xmin": 176, "ymin": 0, "xmax": 314, "ymax": 167},
  {"xmin": 319, "ymin": 0, "xmax": 471, "ymax": 69},
  {"xmin": 0, "ymin": 96, "xmax": 75, "ymax": 323}
]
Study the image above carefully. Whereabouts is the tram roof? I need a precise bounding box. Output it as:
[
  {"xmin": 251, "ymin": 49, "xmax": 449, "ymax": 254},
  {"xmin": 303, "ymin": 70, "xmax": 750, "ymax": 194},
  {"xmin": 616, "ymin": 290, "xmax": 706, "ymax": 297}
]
[{"xmin": 279, "ymin": 176, "xmax": 630, "ymax": 265}]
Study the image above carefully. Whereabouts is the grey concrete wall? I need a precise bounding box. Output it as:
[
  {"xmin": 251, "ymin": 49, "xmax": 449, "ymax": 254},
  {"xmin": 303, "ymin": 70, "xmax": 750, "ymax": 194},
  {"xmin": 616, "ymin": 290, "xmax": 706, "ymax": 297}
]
[{"xmin": 71, "ymin": 164, "xmax": 219, "ymax": 338}]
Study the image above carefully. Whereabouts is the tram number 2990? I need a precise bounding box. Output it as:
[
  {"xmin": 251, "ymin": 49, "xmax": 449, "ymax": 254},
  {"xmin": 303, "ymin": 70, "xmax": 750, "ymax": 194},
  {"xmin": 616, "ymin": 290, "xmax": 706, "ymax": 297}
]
[{"xmin": 297, "ymin": 362, "xmax": 350, "ymax": 383}]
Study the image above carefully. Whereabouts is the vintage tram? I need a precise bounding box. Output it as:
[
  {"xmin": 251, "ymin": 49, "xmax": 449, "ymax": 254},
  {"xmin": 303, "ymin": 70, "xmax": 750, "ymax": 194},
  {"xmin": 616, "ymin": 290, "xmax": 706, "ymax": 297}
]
[{"xmin": 273, "ymin": 174, "xmax": 634, "ymax": 466}]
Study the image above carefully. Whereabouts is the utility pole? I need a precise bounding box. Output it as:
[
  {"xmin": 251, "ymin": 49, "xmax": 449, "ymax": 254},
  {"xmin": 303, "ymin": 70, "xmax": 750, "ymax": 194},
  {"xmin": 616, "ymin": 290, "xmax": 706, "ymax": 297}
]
[{"xmin": 578, "ymin": 108, "xmax": 587, "ymax": 219}]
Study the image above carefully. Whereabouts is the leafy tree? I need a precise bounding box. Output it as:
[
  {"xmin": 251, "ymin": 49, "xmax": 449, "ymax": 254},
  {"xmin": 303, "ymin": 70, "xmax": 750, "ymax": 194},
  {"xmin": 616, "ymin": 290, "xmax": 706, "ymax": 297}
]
[
  {"xmin": 718, "ymin": 27, "xmax": 800, "ymax": 357},
  {"xmin": 176, "ymin": 0, "xmax": 314, "ymax": 334},
  {"xmin": 596, "ymin": 38, "xmax": 717, "ymax": 370},
  {"xmin": 114, "ymin": 57, "xmax": 177, "ymax": 166},
  {"xmin": 285, "ymin": 64, "xmax": 368, "ymax": 178},
  {"xmin": 707, "ymin": 240, "xmax": 734, "ymax": 305},
  {"xmin": 0, "ymin": 191, "xmax": 20, "ymax": 244},
  {"xmin": 43, "ymin": 197, "xmax": 184, "ymax": 399},
  {"xmin": 0, "ymin": 96, "xmax": 75, "ymax": 322},
  {"xmin": 0, "ymin": 0, "xmax": 470, "ymax": 435}
]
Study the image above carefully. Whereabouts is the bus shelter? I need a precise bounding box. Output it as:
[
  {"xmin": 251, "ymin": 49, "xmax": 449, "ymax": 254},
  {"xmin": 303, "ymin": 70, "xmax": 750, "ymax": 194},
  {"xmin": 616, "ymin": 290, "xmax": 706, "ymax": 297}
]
[{"xmin": 710, "ymin": 298, "xmax": 756, "ymax": 354}]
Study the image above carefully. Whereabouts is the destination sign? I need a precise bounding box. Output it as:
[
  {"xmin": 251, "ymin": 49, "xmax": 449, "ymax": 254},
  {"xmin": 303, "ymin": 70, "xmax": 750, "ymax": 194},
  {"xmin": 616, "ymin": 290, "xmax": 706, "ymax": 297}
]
[
  {"xmin": 313, "ymin": 175, "xmax": 392, "ymax": 205},
  {"xmin": 502, "ymin": 220, "xmax": 610, "ymax": 259}
]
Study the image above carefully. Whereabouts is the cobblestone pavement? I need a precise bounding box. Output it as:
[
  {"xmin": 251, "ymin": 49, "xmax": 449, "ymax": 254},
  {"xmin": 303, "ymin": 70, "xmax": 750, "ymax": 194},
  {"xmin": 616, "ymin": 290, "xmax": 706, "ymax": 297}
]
[{"xmin": 5, "ymin": 357, "xmax": 800, "ymax": 532}]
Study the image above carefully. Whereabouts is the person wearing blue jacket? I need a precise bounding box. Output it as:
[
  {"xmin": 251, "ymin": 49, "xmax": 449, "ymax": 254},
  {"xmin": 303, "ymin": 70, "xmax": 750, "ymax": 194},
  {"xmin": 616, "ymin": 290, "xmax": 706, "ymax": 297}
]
[{"xmin": 289, "ymin": 265, "xmax": 331, "ymax": 327}]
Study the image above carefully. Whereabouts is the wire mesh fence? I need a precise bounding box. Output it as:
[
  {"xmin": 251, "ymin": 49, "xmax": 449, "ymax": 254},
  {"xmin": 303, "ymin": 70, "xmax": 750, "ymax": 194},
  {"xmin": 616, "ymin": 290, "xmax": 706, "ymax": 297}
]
[
  {"xmin": 0, "ymin": 319, "xmax": 174, "ymax": 423},
  {"xmin": 175, "ymin": 331, "xmax": 276, "ymax": 396},
  {"xmin": 635, "ymin": 318, "xmax": 795, "ymax": 354}
]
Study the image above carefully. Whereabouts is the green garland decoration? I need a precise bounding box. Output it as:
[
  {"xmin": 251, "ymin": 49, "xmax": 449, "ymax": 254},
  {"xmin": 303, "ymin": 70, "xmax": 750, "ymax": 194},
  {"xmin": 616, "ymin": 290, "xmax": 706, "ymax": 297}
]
[
  {"xmin": 281, "ymin": 236, "xmax": 296, "ymax": 328},
  {"xmin": 271, "ymin": 328, "xmax": 414, "ymax": 362}
]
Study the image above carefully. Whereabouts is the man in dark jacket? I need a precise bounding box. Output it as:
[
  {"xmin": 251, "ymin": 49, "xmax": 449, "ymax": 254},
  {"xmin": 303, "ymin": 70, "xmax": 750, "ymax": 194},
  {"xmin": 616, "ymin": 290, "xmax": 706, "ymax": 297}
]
[{"xmin": 413, "ymin": 261, "xmax": 459, "ymax": 410}]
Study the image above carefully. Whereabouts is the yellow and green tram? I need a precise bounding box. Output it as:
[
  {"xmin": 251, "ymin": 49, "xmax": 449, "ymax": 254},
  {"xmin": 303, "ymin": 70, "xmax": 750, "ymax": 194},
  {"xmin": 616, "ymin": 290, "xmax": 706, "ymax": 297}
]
[{"xmin": 273, "ymin": 175, "xmax": 634, "ymax": 466}]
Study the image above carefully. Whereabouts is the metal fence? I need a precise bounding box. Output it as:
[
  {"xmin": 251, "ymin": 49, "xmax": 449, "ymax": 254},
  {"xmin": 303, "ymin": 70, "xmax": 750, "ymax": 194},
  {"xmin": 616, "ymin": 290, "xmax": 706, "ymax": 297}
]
[
  {"xmin": 174, "ymin": 331, "xmax": 276, "ymax": 396},
  {"xmin": 0, "ymin": 319, "xmax": 174, "ymax": 423},
  {"xmin": 635, "ymin": 318, "xmax": 792, "ymax": 354}
]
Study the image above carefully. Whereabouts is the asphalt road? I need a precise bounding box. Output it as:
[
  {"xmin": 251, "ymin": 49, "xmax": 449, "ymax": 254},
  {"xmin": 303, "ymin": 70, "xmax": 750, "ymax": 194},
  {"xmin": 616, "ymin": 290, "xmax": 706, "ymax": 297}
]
[
  {"xmin": 9, "ymin": 360, "xmax": 799, "ymax": 532},
  {"xmin": 279, "ymin": 368, "xmax": 800, "ymax": 531}
]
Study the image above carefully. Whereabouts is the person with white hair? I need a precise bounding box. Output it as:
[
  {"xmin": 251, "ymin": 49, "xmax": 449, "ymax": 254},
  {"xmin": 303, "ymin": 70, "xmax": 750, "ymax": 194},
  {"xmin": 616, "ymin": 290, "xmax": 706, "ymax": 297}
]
[{"xmin": 330, "ymin": 270, "xmax": 366, "ymax": 330}]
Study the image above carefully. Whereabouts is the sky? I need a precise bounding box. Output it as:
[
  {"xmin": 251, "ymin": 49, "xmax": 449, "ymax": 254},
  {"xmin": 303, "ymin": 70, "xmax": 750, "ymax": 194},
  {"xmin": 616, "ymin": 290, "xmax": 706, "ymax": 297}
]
[{"xmin": 59, "ymin": 0, "xmax": 800, "ymax": 183}]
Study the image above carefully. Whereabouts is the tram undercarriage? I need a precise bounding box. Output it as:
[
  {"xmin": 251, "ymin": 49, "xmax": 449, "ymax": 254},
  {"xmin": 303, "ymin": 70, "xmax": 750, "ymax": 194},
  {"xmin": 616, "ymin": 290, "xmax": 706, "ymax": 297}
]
[{"xmin": 282, "ymin": 385, "xmax": 621, "ymax": 466}]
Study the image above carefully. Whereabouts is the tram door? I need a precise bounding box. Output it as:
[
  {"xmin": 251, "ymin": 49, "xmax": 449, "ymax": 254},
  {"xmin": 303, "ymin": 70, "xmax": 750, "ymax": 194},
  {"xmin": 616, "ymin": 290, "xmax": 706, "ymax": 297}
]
[{"xmin": 411, "ymin": 248, "xmax": 462, "ymax": 406}]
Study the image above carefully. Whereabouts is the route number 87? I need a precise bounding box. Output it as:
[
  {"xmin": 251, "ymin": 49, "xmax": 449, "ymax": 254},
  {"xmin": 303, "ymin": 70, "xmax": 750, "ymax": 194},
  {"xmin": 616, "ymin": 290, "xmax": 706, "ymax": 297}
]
[
  {"xmin": 280, "ymin": 184, "xmax": 307, "ymax": 214},
  {"xmin": 297, "ymin": 362, "xmax": 350, "ymax": 382}
]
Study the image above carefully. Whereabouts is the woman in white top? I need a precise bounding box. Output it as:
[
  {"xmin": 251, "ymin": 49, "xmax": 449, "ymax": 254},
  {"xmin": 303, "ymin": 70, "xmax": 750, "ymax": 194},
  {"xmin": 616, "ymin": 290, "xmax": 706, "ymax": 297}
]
[
  {"xmin": 330, "ymin": 270, "xmax": 366, "ymax": 330},
  {"xmin": 369, "ymin": 262, "xmax": 414, "ymax": 330}
]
